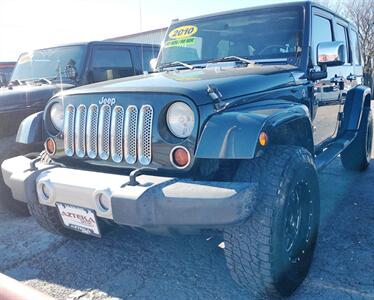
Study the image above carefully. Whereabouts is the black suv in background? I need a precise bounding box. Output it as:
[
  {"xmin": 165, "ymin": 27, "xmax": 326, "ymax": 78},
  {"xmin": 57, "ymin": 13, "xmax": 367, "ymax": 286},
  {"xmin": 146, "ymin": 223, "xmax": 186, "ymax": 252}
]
[
  {"xmin": 0, "ymin": 41, "xmax": 159, "ymax": 137},
  {"xmin": 0, "ymin": 62, "xmax": 16, "ymax": 87}
]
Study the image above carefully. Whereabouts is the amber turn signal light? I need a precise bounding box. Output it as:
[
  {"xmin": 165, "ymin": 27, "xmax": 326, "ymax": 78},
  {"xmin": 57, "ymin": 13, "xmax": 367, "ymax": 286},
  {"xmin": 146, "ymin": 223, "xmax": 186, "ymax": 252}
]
[
  {"xmin": 259, "ymin": 132, "xmax": 269, "ymax": 147},
  {"xmin": 170, "ymin": 146, "xmax": 191, "ymax": 169},
  {"xmin": 45, "ymin": 138, "xmax": 56, "ymax": 155}
]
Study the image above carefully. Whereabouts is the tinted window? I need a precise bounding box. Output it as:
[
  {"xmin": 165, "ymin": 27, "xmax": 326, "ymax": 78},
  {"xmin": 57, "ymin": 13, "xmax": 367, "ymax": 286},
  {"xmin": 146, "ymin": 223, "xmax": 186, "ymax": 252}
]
[
  {"xmin": 91, "ymin": 48, "xmax": 134, "ymax": 83},
  {"xmin": 0, "ymin": 67, "xmax": 14, "ymax": 81},
  {"xmin": 335, "ymin": 24, "xmax": 349, "ymax": 63},
  {"xmin": 11, "ymin": 46, "xmax": 85, "ymax": 81},
  {"xmin": 312, "ymin": 15, "xmax": 333, "ymax": 64},
  {"xmin": 141, "ymin": 47, "xmax": 158, "ymax": 72},
  {"xmin": 159, "ymin": 7, "xmax": 303, "ymax": 66},
  {"xmin": 350, "ymin": 30, "xmax": 361, "ymax": 65}
]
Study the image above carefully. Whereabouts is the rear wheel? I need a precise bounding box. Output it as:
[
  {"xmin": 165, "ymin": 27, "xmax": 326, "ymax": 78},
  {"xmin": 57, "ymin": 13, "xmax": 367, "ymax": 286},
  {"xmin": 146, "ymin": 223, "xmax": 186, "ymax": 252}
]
[
  {"xmin": 224, "ymin": 146, "xmax": 320, "ymax": 298},
  {"xmin": 341, "ymin": 109, "xmax": 373, "ymax": 171}
]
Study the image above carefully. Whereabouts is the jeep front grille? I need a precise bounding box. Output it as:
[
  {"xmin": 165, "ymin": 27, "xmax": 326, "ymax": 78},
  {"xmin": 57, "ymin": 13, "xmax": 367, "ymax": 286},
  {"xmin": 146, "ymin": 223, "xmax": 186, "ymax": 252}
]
[{"xmin": 64, "ymin": 104, "xmax": 153, "ymax": 165}]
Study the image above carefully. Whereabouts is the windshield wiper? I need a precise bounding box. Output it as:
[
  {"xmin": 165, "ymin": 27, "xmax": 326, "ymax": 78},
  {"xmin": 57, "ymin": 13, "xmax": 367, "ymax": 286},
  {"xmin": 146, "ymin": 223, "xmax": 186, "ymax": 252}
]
[
  {"xmin": 159, "ymin": 61, "xmax": 194, "ymax": 71},
  {"xmin": 8, "ymin": 79, "xmax": 25, "ymax": 87},
  {"xmin": 208, "ymin": 56, "xmax": 256, "ymax": 65},
  {"xmin": 33, "ymin": 77, "xmax": 53, "ymax": 84}
]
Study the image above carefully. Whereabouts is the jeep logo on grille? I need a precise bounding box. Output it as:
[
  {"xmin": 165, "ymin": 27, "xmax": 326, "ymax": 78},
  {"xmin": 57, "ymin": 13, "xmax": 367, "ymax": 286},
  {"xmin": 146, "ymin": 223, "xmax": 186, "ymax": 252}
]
[{"xmin": 99, "ymin": 97, "xmax": 116, "ymax": 106}]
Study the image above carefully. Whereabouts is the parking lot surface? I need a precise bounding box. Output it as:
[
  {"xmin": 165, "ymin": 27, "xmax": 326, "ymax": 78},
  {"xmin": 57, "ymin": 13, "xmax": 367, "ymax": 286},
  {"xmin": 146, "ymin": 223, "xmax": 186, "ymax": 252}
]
[{"xmin": 0, "ymin": 133, "xmax": 373, "ymax": 299}]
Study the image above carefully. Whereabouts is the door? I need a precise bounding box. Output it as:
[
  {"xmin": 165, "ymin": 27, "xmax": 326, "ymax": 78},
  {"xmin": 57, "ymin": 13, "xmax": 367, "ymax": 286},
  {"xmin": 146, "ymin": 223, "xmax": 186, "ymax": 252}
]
[
  {"xmin": 311, "ymin": 10, "xmax": 341, "ymax": 145},
  {"xmin": 348, "ymin": 27, "xmax": 364, "ymax": 86},
  {"xmin": 87, "ymin": 46, "xmax": 136, "ymax": 84},
  {"xmin": 334, "ymin": 21, "xmax": 358, "ymax": 109}
]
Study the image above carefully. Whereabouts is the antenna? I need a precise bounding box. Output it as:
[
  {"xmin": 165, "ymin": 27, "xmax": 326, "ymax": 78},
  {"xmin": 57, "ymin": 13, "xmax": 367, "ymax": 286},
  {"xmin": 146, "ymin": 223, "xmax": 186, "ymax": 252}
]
[{"xmin": 139, "ymin": 0, "xmax": 145, "ymax": 73}]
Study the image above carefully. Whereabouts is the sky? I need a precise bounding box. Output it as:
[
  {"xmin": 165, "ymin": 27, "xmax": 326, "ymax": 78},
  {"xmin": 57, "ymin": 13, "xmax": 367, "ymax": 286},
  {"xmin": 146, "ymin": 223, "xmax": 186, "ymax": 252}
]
[{"xmin": 0, "ymin": 0, "xmax": 319, "ymax": 62}]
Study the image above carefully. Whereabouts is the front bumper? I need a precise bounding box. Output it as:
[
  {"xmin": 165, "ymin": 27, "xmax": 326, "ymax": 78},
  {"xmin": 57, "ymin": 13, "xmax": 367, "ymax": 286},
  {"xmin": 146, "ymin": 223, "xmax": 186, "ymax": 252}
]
[{"xmin": 1, "ymin": 156, "xmax": 256, "ymax": 229}]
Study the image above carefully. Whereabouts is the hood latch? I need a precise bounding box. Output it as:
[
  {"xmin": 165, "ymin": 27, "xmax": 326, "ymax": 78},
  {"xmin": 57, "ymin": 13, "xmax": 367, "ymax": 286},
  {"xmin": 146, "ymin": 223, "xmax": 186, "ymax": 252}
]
[{"xmin": 207, "ymin": 84, "xmax": 225, "ymax": 111}]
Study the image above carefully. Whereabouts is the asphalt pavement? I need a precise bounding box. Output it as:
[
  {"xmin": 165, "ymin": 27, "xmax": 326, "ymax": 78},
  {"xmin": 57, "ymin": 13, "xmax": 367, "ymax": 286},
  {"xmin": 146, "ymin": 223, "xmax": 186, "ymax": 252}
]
[{"xmin": 0, "ymin": 123, "xmax": 373, "ymax": 300}]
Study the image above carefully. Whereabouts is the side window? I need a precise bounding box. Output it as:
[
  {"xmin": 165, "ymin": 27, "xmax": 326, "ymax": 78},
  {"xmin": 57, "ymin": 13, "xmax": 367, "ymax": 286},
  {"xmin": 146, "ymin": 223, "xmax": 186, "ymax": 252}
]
[
  {"xmin": 350, "ymin": 30, "xmax": 361, "ymax": 65},
  {"xmin": 141, "ymin": 47, "xmax": 158, "ymax": 72},
  {"xmin": 90, "ymin": 48, "xmax": 134, "ymax": 83},
  {"xmin": 335, "ymin": 24, "xmax": 349, "ymax": 63},
  {"xmin": 312, "ymin": 15, "xmax": 333, "ymax": 64}
]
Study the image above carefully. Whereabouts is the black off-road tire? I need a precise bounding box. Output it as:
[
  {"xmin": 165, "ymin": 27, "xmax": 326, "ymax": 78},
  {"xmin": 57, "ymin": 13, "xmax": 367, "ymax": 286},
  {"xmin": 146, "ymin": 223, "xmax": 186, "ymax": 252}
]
[
  {"xmin": 341, "ymin": 109, "xmax": 373, "ymax": 171},
  {"xmin": 224, "ymin": 146, "xmax": 320, "ymax": 298},
  {"xmin": 0, "ymin": 183, "xmax": 30, "ymax": 216},
  {"xmin": 28, "ymin": 199, "xmax": 92, "ymax": 240},
  {"xmin": 28, "ymin": 151, "xmax": 90, "ymax": 239}
]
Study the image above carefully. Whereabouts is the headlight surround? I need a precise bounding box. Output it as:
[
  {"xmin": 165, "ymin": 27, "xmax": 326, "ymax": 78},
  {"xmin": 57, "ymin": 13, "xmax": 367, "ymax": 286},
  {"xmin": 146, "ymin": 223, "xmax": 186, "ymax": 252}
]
[
  {"xmin": 166, "ymin": 102, "xmax": 195, "ymax": 138},
  {"xmin": 50, "ymin": 102, "xmax": 64, "ymax": 132}
]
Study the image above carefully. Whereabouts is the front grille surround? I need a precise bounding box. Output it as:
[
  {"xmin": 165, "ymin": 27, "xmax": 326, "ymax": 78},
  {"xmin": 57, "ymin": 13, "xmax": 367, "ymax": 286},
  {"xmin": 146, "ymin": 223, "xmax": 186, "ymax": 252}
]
[{"xmin": 64, "ymin": 103, "xmax": 154, "ymax": 165}]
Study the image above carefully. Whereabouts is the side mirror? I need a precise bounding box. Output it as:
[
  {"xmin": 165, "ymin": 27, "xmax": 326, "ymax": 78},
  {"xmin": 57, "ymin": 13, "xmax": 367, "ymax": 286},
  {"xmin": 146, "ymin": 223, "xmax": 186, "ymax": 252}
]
[
  {"xmin": 317, "ymin": 41, "xmax": 346, "ymax": 67},
  {"xmin": 150, "ymin": 58, "xmax": 158, "ymax": 71}
]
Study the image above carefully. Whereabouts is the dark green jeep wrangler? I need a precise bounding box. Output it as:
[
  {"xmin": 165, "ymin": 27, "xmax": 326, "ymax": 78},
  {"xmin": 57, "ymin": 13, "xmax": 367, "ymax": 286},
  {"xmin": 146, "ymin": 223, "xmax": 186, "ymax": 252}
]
[{"xmin": 2, "ymin": 1, "xmax": 372, "ymax": 298}]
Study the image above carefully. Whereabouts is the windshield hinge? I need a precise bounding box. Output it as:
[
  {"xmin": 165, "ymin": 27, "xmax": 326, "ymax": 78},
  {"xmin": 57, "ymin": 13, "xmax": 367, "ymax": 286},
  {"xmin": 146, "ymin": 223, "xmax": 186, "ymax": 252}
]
[{"xmin": 207, "ymin": 84, "xmax": 225, "ymax": 110}]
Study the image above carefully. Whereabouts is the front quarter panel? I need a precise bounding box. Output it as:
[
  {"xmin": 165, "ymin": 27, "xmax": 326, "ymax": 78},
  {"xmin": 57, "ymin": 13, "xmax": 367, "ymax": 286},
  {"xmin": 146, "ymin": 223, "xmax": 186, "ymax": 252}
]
[
  {"xmin": 16, "ymin": 111, "xmax": 44, "ymax": 144},
  {"xmin": 195, "ymin": 101, "xmax": 313, "ymax": 159}
]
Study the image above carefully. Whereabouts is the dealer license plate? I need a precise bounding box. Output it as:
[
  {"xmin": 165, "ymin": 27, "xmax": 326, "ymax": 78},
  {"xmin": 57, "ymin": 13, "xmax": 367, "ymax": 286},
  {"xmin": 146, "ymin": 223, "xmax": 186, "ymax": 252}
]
[{"xmin": 56, "ymin": 203, "xmax": 101, "ymax": 237}]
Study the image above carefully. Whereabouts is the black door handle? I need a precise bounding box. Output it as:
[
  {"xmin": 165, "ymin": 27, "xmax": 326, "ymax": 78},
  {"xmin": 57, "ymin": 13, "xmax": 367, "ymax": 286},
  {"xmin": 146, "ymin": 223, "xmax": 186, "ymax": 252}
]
[
  {"xmin": 330, "ymin": 75, "xmax": 344, "ymax": 84},
  {"xmin": 347, "ymin": 73, "xmax": 356, "ymax": 81}
]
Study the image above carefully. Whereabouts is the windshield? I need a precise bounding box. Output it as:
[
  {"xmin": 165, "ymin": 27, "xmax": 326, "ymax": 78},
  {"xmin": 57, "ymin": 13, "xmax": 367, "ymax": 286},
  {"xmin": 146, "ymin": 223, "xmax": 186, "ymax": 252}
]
[
  {"xmin": 11, "ymin": 45, "xmax": 85, "ymax": 81},
  {"xmin": 158, "ymin": 7, "xmax": 303, "ymax": 67}
]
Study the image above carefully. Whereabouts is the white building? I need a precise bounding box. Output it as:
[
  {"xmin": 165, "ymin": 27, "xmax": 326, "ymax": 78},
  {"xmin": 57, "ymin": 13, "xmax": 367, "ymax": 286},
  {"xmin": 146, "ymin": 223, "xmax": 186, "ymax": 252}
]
[{"xmin": 106, "ymin": 28, "xmax": 167, "ymax": 45}]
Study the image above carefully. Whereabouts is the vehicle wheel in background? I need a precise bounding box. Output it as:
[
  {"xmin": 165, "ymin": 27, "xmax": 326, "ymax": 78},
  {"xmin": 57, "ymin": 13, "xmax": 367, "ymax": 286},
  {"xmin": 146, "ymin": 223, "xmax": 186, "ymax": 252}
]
[{"xmin": 341, "ymin": 109, "xmax": 373, "ymax": 171}]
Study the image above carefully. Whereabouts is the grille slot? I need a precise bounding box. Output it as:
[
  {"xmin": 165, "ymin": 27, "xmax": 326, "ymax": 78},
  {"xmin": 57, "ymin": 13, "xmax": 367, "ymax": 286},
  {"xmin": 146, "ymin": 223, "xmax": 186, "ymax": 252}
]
[
  {"xmin": 75, "ymin": 105, "xmax": 87, "ymax": 158},
  {"xmin": 111, "ymin": 106, "xmax": 125, "ymax": 163},
  {"xmin": 124, "ymin": 106, "xmax": 138, "ymax": 164},
  {"xmin": 64, "ymin": 105, "xmax": 75, "ymax": 156},
  {"xmin": 86, "ymin": 105, "xmax": 99, "ymax": 159},
  {"xmin": 138, "ymin": 105, "xmax": 153, "ymax": 166},
  {"xmin": 64, "ymin": 103, "xmax": 153, "ymax": 165},
  {"xmin": 98, "ymin": 104, "xmax": 112, "ymax": 160}
]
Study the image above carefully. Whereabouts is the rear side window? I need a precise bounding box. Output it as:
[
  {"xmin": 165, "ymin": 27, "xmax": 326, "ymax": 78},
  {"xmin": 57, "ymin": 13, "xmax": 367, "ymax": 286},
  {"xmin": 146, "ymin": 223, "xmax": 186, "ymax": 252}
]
[
  {"xmin": 335, "ymin": 24, "xmax": 349, "ymax": 63},
  {"xmin": 350, "ymin": 30, "xmax": 361, "ymax": 65},
  {"xmin": 312, "ymin": 15, "xmax": 333, "ymax": 64},
  {"xmin": 91, "ymin": 48, "xmax": 134, "ymax": 83}
]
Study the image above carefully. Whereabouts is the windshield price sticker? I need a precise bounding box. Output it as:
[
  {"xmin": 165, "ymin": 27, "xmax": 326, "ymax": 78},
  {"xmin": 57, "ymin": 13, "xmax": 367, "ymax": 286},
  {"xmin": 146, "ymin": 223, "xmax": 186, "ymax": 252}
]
[
  {"xmin": 165, "ymin": 37, "xmax": 196, "ymax": 48},
  {"xmin": 168, "ymin": 25, "xmax": 198, "ymax": 39}
]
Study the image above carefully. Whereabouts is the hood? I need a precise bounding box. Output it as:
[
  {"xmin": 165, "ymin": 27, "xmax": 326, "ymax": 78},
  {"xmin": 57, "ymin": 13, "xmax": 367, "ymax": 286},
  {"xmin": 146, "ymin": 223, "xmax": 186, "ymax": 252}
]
[
  {"xmin": 0, "ymin": 83, "xmax": 75, "ymax": 112},
  {"xmin": 60, "ymin": 65, "xmax": 303, "ymax": 105}
]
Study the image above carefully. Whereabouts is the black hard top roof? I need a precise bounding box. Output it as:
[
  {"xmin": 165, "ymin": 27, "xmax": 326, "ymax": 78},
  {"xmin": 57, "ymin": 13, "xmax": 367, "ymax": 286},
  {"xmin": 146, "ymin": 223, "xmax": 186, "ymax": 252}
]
[
  {"xmin": 173, "ymin": 1, "xmax": 355, "ymax": 29},
  {"xmin": 25, "ymin": 41, "xmax": 160, "ymax": 53}
]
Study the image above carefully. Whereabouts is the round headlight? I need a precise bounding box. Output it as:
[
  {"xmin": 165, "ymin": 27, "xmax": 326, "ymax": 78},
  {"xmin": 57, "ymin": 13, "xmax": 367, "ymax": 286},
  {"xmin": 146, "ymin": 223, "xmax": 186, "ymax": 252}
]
[
  {"xmin": 50, "ymin": 102, "xmax": 64, "ymax": 131},
  {"xmin": 166, "ymin": 102, "xmax": 195, "ymax": 138}
]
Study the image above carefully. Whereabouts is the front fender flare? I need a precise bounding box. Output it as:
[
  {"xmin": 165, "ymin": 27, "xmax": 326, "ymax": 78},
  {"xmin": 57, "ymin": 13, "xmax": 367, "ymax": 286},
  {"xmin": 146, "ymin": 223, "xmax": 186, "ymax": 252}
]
[
  {"xmin": 195, "ymin": 102, "xmax": 313, "ymax": 159},
  {"xmin": 16, "ymin": 112, "xmax": 44, "ymax": 144}
]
